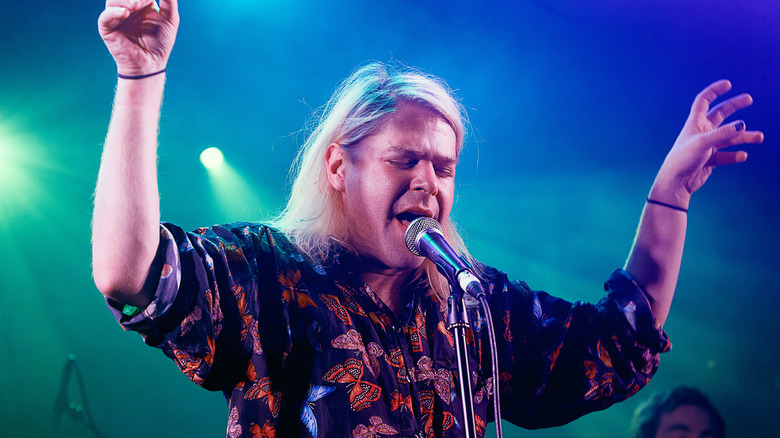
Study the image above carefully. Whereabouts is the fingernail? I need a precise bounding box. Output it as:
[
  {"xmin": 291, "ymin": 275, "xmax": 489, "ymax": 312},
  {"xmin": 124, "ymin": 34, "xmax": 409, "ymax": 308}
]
[{"xmin": 735, "ymin": 120, "xmax": 745, "ymax": 131}]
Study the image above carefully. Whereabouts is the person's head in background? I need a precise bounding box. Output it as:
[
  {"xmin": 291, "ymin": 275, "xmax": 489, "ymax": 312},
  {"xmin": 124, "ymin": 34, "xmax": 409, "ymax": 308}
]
[{"xmin": 631, "ymin": 385, "xmax": 725, "ymax": 438}]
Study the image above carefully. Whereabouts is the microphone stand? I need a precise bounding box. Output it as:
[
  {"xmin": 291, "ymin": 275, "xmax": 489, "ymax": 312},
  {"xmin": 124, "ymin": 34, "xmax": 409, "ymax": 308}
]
[
  {"xmin": 404, "ymin": 218, "xmax": 502, "ymax": 437},
  {"xmin": 446, "ymin": 287, "xmax": 478, "ymax": 438},
  {"xmin": 50, "ymin": 355, "xmax": 109, "ymax": 438}
]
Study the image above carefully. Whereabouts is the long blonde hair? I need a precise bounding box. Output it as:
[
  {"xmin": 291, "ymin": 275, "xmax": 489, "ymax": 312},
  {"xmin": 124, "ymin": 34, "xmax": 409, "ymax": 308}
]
[{"xmin": 271, "ymin": 62, "xmax": 476, "ymax": 302}]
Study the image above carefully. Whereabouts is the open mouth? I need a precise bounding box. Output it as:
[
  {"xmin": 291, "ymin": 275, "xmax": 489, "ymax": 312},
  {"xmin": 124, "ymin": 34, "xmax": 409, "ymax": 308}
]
[{"xmin": 396, "ymin": 211, "xmax": 429, "ymax": 228}]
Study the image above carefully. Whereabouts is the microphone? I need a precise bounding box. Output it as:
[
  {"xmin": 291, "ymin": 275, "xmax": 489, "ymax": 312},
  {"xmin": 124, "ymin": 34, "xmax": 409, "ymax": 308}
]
[
  {"xmin": 406, "ymin": 218, "xmax": 504, "ymax": 438},
  {"xmin": 404, "ymin": 217, "xmax": 484, "ymax": 299}
]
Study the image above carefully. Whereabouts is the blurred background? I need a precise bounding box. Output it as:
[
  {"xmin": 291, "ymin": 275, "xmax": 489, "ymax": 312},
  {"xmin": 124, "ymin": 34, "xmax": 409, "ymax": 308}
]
[{"xmin": 1, "ymin": 0, "xmax": 777, "ymax": 436}]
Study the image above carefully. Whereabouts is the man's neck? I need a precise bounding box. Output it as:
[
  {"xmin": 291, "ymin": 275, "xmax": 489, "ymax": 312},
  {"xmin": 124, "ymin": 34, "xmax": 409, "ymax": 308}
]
[{"xmin": 358, "ymin": 268, "xmax": 414, "ymax": 316}]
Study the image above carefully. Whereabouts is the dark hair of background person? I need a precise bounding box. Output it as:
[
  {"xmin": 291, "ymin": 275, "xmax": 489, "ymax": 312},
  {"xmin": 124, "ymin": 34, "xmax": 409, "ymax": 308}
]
[{"xmin": 631, "ymin": 385, "xmax": 725, "ymax": 438}]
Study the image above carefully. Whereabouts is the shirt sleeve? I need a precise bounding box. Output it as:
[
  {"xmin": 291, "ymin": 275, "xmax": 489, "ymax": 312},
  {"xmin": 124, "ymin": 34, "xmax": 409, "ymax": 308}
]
[
  {"xmin": 484, "ymin": 267, "xmax": 671, "ymax": 429},
  {"xmin": 105, "ymin": 221, "xmax": 284, "ymax": 391},
  {"xmin": 106, "ymin": 224, "xmax": 181, "ymax": 333}
]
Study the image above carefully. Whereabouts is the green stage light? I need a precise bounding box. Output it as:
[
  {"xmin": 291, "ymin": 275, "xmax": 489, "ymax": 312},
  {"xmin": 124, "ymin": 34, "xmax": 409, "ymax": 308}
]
[{"xmin": 0, "ymin": 119, "xmax": 35, "ymax": 202}]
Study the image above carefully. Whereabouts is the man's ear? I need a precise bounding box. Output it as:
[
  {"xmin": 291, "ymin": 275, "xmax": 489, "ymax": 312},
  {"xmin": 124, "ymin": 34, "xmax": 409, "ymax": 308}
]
[{"xmin": 325, "ymin": 142, "xmax": 346, "ymax": 191}]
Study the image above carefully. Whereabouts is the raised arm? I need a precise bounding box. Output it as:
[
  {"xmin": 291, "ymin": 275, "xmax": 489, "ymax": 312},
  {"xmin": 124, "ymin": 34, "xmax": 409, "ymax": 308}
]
[
  {"xmin": 92, "ymin": 0, "xmax": 179, "ymax": 307},
  {"xmin": 625, "ymin": 80, "xmax": 764, "ymax": 327}
]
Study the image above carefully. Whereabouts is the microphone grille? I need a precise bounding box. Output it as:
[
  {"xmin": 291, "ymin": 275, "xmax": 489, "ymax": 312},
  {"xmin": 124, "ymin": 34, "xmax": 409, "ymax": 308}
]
[{"xmin": 404, "ymin": 217, "xmax": 442, "ymax": 256}]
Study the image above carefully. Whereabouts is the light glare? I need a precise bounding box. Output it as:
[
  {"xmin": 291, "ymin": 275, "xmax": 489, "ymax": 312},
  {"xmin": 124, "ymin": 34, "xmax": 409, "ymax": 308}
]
[{"xmin": 200, "ymin": 147, "xmax": 225, "ymax": 169}]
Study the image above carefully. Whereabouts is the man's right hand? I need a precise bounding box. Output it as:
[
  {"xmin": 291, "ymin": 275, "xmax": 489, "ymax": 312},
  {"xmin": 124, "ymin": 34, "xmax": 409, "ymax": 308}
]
[{"xmin": 98, "ymin": 0, "xmax": 179, "ymax": 77}]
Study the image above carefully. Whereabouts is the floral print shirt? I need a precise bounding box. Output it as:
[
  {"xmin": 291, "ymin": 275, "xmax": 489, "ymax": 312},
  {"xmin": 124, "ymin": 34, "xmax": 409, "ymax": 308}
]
[{"xmin": 108, "ymin": 222, "xmax": 670, "ymax": 438}]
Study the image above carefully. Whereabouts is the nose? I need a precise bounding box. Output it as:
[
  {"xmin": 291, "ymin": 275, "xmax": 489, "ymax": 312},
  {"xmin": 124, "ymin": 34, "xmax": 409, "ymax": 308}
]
[{"xmin": 411, "ymin": 161, "xmax": 439, "ymax": 196}]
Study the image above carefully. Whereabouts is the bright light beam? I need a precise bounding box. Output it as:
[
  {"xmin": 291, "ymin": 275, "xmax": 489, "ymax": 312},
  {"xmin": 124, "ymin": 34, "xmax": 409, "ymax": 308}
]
[
  {"xmin": 0, "ymin": 117, "xmax": 47, "ymax": 225},
  {"xmin": 201, "ymin": 148, "xmax": 282, "ymax": 223},
  {"xmin": 200, "ymin": 147, "xmax": 225, "ymax": 170}
]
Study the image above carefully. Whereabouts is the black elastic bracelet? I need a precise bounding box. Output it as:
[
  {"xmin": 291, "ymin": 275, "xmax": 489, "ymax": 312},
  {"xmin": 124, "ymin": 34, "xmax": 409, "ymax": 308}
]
[
  {"xmin": 117, "ymin": 68, "xmax": 167, "ymax": 80},
  {"xmin": 646, "ymin": 198, "xmax": 688, "ymax": 213}
]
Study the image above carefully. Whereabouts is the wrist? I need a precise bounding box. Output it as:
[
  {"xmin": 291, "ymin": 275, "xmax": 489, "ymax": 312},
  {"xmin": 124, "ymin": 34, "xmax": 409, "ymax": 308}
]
[
  {"xmin": 118, "ymin": 68, "xmax": 166, "ymax": 80},
  {"xmin": 113, "ymin": 72, "xmax": 167, "ymax": 108},
  {"xmin": 646, "ymin": 198, "xmax": 687, "ymax": 213},
  {"xmin": 648, "ymin": 174, "xmax": 692, "ymax": 211}
]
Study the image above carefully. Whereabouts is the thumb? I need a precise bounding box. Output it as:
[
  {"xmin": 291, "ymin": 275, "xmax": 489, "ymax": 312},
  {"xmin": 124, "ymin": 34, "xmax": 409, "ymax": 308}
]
[{"xmin": 158, "ymin": 0, "xmax": 180, "ymax": 24}]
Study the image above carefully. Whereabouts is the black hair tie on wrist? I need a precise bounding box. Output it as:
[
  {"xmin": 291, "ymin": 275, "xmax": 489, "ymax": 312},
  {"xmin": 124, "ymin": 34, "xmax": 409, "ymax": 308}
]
[
  {"xmin": 646, "ymin": 198, "xmax": 688, "ymax": 213},
  {"xmin": 117, "ymin": 68, "xmax": 167, "ymax": 80}
]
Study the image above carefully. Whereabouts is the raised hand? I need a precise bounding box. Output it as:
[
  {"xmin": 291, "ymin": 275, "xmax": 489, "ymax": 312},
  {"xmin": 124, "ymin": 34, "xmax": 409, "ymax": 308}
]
[
  {"xmin": 652, "ymin": 80, "xmax": 765, "ymax": 208},
  {"xmin": 98, "ymin": 0, "xmax": 179, "ymax": 76}
]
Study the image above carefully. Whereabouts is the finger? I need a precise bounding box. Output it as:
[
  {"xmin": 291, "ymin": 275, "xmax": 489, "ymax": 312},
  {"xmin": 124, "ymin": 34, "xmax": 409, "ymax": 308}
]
[
  {"xmin": 698, "ymin": 120, "xmax": 747, "ymax": 149},
  {"xmin": 718, "ymin": 131, "xmax": 765, "ymax": 151},
  {"xmin": 701, "ymin": 121, "xmax": 765, "ymax": 151},
  {"xmin": 100, "ymin": 0, "xmax": 160, "ymax": 34},
  {"xmin": 98, "ymin": 7, "xmax": 131, "ymax": 32},
  {"xmin": 691, "ymin": 79, "xmax": 732, "ymax": 116},
  {"xmin": 158, "ymin": 0, "xmax": 179, "ymax": 23},
  {"xmin": 740, "ymin": 130, "xmax": 765, "ymax": 145},
  {"xmin": 721, "ymin": 123, "xmax": 765, "ymax": 148},
  {"xmin": 707, "ymin": 93, "xmax": 753, "ymax": 126},
  {"xmin": 105, "ymin": 0, "xmax": 155, "ymax": 10},
  {"xmin": 713, "ymin": 150, "xmax": 748, "ymax": 166}
]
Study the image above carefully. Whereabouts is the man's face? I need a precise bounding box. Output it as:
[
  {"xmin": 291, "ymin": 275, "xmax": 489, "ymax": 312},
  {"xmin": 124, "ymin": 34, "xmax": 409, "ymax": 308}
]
[
  {"xmin": 655, "ymin": 405, "xmax": 718, "ymax": 438},
  {"xmin": 337, "ymin": 102, "xmax": 458, "ymax": 274}
]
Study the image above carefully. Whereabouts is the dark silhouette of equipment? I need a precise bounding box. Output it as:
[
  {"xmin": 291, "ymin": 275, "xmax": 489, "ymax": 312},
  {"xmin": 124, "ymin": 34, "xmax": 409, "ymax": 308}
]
[{"xmin": 51, "ymin": 354, "xmax": 108, "ymax": 438}]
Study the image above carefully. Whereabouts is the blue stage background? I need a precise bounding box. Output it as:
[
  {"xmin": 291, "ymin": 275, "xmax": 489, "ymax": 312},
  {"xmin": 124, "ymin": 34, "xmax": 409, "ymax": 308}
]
[{"xmin": 1, "ymin": 1, "xmax": 777, "ymax": 436}]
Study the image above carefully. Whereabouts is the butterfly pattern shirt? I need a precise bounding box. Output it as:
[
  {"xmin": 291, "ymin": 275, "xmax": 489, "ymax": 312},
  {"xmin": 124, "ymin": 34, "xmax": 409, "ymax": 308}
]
[{"xmin": 108, "ymin": 222, "xmax": 671, "ymax": 438}]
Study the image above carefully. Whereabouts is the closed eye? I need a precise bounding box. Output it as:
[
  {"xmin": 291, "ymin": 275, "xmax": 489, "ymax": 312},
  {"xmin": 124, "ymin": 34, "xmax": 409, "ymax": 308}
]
[
  {"xmin": 388, "ymin": 160, "xmax": 455, "ymax": 178},
  {"xmin": 435, "ymin": 165, "xmax": 455, "ymax": 178},
  {"xmin": 387, "ymin": 159, "xmax": 418, "ymax": 169}
]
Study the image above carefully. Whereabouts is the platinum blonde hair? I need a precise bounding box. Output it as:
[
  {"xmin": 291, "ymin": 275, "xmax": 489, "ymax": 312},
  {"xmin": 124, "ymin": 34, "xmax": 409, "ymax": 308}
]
[{"xmin": 271, "ymin": 62, "xmax": 475, "ymax": 302}]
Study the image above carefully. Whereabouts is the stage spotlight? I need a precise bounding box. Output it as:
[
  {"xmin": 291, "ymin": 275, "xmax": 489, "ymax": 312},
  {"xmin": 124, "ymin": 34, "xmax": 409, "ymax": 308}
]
[
  {"xmin": 200, "ymin": 147, "xmax": 225, "ymax": 170},
  {"xmin": 201, "ymin": 153, "xmax": 279, "ymax": 223}
]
